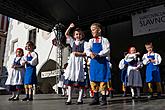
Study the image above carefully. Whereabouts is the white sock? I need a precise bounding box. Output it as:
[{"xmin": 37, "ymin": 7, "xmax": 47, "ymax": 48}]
[
  {"xmin": 130, "ymin": 87, "xmax": 134, "ymax": 97},
  {"xmin": 66, "ymin": 88, "xmax": 69, "ymax": 96},
  {"xmin": 136, "ymin": 88, "xmax": 140, "ymax": 97},
  {"xmin": 11, "ymin": 92, "xmax": 16, "ymax": 98},
  {"xmin": 62, "ymin": 88, "xmax": 65, "ymax": 95},
  {"xmin": 66, "ymin": 86, "xmax": 72, "ymax": 102},
  {"xmin": 15, "ymin": 91, "xmax": 19, "ymax": 99},
  {"xmin": 77, "ymin": 89, "xmax": 83, "ymax": 102}
]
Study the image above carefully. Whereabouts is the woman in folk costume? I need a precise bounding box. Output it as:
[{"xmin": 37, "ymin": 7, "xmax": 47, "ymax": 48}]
[
  {"xmin": 5, "ymin": 48, "xmax": 25, "ymax": 101},
  {"xmin": 22, "ymin": 41, "xmax": 38, "ymax": 101},
  {"xmin": 119, "ymin": 52, "xmax": 128, "ymax": 97},
  {"xmin": 86, "ymin": 23, "xmax": 111, "ymax": 105},
  {"xmin": 142, "ymin": 42, "xmax": 162, "ymax": 98},
  {"xmin": 124, "ymin": 47, "xmax": 143, "ymax": 99},
  {"xmin": 64, "ymin": 23, "xmax": 88, "ymax": 105}
]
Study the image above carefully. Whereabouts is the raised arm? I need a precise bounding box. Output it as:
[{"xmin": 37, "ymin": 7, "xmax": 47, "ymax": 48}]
[{"xmin": 65, "ymin": 23, "xmax": 75, "ymax": 38}]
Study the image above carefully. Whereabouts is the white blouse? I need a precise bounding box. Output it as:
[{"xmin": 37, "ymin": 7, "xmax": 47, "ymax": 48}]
[
  {"xmin": 119, "ymin": 59, "xmax": 125, "ymax": 70},
  {"xmin": 86, "ymin": 36, "xmax": 110, "ymax": 59},
  {"xmin": 22, "ymin": 51, "xmax": 38, "ymax": 66},
  {"xmin": 142, "ymin": 52, "xmax": 162, "ymax": 65}
]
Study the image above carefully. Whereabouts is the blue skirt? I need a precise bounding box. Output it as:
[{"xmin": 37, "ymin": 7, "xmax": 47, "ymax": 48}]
[{"xmin": 24, "ymin": 67, "xmax": 37, "ymax": 85}]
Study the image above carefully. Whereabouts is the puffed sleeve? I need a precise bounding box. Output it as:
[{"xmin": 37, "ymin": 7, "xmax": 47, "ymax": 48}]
[
  {"xmin": 27, "ymin": 52, "xmax": 39, "ymax": 66},
  {"xmin": 66, "ymin": 36, "xmax": 74, "ymax": 48},
  {"xmin": 83, "ymin": 41, "xmax": 88, "ymax": 53},
  {"xmin": 119, "ymin": 59, "xmax": 125, "ymax": 70},
  {"xmin": 98, "ymin": 37, "xmax": 110, "ymax": 57},
  {"xmin": 20, "ymin": 56, "xmax": 27, "ymax": 65},
  {"xmin": 142, "ymin": 54, "xmax": 150, "ymax": 65},
  {"xmin": 124, "ymin": 54, "xmax": 136, "ymax": 62},
  {"xmin": 153, "ymin": 53, "xmax": 162, "ymax": 65},
  {"xmin": 85, "ymin": 39, "xmax": 93, "ymax": 57}
]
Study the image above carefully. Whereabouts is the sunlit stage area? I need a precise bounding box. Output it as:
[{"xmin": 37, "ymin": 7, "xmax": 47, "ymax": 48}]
[{"xmin": 0, "ymin": 94, "xmax": 165, "ymax": 110}]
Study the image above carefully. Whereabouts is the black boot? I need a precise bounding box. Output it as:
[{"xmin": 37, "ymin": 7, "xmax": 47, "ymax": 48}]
[
  {"xmin": 89, "ymin": 92, "xmax": 100, "ymax": 105},
  {"xmin": 100, "ymin": 95, "xmax": 107, "ymax": 106},
  {"xmin": 28, "ymin": 94, "xmax": 33, "ymax": 101},
  {"xmin": 157, "ymin": 92, "xmax": 161, "ymax": 98},
  {"xmin": 22, "ymin": 94, "xmax": 29, "ymax": 101}
]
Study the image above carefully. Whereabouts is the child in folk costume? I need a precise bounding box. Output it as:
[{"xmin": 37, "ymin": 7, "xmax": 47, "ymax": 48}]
[
  {"xmin": 22, "ymin": 41, "xmax": 38, "ymax": 101},
  {"xmin": 86, "ymin": 23, "xmax": 111, "ymax": 105},
  {"xmin": 5, "ymin": 48, "xmax": 25, "ymax": 101},
  {"xmin": 64, "ymin": 23, "xmax": 88, "ymax": 105},
  {"xmin": 58, "ymin": 63, "xmax": 68, "ymax": 96},
  {"xmin": 142, "ymin": 42, "xmax": 162, "ymax": 98},
  {"xmin": 124, "ymin": 47, "xmax": 143, "ymax": 99},
  {"xmin": 119, "ymin": 52, "xmax": 128, "ymax": 97}
]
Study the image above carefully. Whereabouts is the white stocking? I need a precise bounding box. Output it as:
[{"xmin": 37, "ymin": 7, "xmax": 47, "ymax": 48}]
[
  {"xmin": 66, "ymin": 86, "xmax": 72, "ymax": 102},
  {"xmin": 77, "ymin": 88, "xmax": 83, "ymax": 102},
  {"xmin": 130, "ymin": 87, "xmax": 134, "ymax": 97}
]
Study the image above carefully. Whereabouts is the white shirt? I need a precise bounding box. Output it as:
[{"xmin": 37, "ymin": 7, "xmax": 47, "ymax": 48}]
[
  {"xmin": 22, "ymin": 51, "xmax": 38, "ymax": 66},
  {"xmin": 142, "ymin": 52, "xmax": 162, "ymax": 65},
  {"xmin": 86, "ymin": 36, "xmax": 110, "ymax": 60}
]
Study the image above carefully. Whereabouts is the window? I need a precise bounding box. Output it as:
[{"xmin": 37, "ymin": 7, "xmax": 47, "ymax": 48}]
[
  {"xmin": 29, "ymin": 29, "xmax": 36, "ymax": 44},
  {"xmin": 10, "ymin": 39, "xmax": 18, "ymax": 54}
]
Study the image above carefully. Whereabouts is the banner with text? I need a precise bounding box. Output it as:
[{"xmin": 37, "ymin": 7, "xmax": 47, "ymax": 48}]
[{"xmin": 132, "ymin": 5, "xmax": 165, "ymax": 36}]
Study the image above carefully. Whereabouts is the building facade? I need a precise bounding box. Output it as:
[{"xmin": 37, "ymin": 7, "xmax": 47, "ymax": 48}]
[{"xmin": 3, "ymin": 18, "xmax": 70, "ymax": 93}]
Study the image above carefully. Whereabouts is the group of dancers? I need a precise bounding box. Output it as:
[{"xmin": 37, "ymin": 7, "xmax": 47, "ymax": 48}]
[
  {"xmin": 63, "ymin": 22, "xmax": 162, "ymax": 105},
  {"xmin": 5, "ymin": 22, "xmax": 162, "ymax": 106},
  {"xmin": 5, "ymin": 41, "xmax": 38, "ymax": 101}
]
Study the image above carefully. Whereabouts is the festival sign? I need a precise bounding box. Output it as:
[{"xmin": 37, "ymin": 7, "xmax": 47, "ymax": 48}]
[{"xmin": 132, "ymin": 5, "xmax": 165, "ymax": 36}]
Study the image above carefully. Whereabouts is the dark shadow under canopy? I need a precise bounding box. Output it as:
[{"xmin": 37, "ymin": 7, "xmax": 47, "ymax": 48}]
[{"xmin": 0, "ymin": 0, "xmax": 165, "ymax": 31}]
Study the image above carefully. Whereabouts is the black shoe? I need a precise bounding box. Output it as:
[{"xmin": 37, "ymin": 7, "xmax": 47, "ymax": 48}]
[
  {"xmin": 61, "ymin": 94, "xmax": 65, "ymax": 97},
  {"xmin": 100, "ymin": 101, "xmax": 107, "ymax": 106},
  {"xmin": 132, "ymin": 96, "xmax": 136, "ymax": 99},
  {"xmin": 89, "ymin": 100, "xmax": 100, "ymax": 105},
  {"xmin": 65, "ymin": 101, "xmax": 72, "ymax": 105},
  {"xmin": 89, "ymin": 92, "xmax": 100, "ymax": 105},
  {"xmin": 12, "ymin": 97, "xmax": 19, "ymax": 101},
  {"xmin": 157, "ymin": 93, "xmax": 161, "ymax": 98},
  {"xmin": 28, "ymin": 98, "xmax": 33, "ymax": 101},
  {"xmin": 22, "ymin": 97, "xmax": 29, "ymax": 101},
  {"xmin": 122, "ymin": 92, "xmax": 127, "ymax": 97},
  {"xmin": 100, "ymin": 95, "xmax": 107, "ymax": 106},
  {"xmin": 8, "ymin": 97, "xmax": 15, "ymax": 101},
  {"xmin": 136, "ymin": 96, "xmax": 141, "ymax": 99},
  {"xmin": 77, "ymin": 101, "xmax": 83, "ymax": 105}
]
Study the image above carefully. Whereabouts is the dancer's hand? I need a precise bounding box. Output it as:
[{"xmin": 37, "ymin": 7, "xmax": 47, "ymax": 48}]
[
  {"xmin": 90, "ymin": 53, "xmax": 96, "ymax": 59},
  {"xmin": 149, "ymin": 58, "xmax": 155, "ymax": 63},
  {"xmin": 135, "ymin": 52, "xmax": 140, "ymax": 55},
  {"xmin": 69, "ymin": 23, "xmax": 75, "ymax": 28}
]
